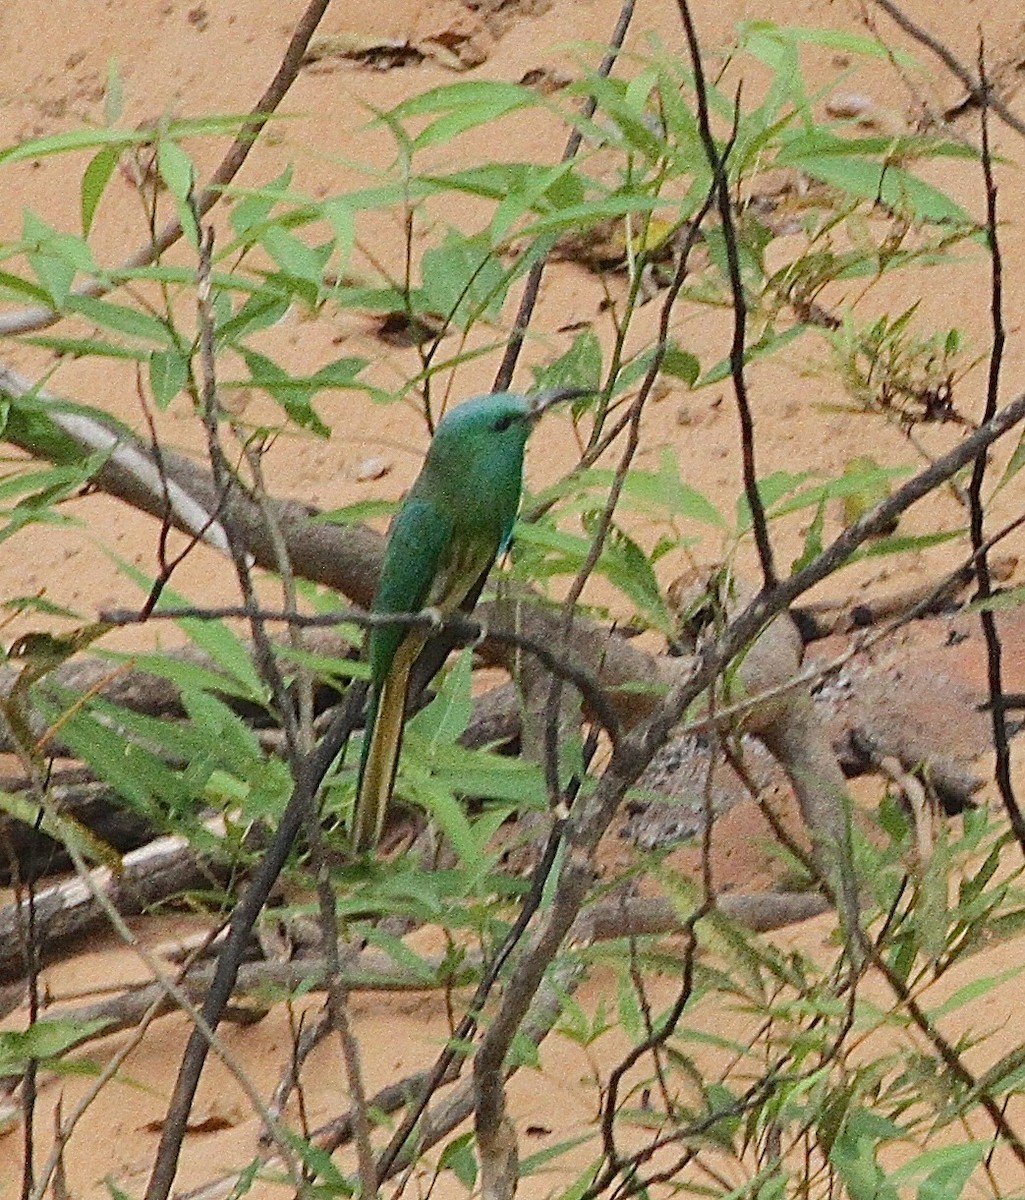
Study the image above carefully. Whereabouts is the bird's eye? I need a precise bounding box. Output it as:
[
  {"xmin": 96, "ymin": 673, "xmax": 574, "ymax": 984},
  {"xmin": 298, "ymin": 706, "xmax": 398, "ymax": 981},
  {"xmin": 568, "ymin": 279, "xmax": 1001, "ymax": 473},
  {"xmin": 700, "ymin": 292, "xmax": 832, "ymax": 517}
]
[{"xmin": 493, "ymin": 414, "xmax": 514, "ymax": 432}]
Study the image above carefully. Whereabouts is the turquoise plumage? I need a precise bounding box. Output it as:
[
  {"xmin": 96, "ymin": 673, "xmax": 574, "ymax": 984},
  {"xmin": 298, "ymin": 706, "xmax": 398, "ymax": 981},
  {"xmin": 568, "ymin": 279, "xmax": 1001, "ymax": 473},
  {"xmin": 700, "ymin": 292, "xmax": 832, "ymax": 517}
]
[{"xmin": 352, "ymin": 390, "xmax": 563, "ymax": 851}]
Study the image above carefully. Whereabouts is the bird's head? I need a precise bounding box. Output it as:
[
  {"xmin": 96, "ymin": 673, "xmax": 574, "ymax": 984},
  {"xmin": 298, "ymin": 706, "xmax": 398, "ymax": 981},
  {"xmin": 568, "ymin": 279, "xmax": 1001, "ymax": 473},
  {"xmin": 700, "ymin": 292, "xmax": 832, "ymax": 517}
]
[
  {"xmin": 431, "ymin": 386, "xmax": 593, "ymax": 446},
  {"xmin": 422, "ymin": 388, "xmax": 594, "ymax": 495},
  {"xmin": 416, "ymin": 387, "xmax": 593, "ymax": 524}
]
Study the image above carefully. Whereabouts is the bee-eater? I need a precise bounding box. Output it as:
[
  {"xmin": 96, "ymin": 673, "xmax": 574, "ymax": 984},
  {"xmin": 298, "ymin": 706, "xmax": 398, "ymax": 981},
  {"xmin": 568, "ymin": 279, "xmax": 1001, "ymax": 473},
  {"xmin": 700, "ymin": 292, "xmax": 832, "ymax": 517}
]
[{"xmin": 352, "ymin": 388, "xmax": 579, "ymax": 851}]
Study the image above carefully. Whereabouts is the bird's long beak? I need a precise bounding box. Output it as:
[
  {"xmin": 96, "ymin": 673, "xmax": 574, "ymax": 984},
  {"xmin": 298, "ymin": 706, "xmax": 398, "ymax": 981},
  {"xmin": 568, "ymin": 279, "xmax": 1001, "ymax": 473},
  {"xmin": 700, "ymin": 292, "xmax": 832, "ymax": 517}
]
[{"xmin": 527, "ymin": 386, "xmax": 594, "ymax": 420}]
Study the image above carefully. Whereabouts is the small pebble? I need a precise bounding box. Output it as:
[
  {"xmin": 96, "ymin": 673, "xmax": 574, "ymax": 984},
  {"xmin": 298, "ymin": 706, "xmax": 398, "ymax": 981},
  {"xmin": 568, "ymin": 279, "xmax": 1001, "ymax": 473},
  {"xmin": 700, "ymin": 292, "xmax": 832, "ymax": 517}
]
[
  {"xmin": 355, "ymin": 457, "xmax": 392, "ymax": 482},
  {"xmin": 826, "ymin": 92, "xmax": 875, "ymax": 119}
]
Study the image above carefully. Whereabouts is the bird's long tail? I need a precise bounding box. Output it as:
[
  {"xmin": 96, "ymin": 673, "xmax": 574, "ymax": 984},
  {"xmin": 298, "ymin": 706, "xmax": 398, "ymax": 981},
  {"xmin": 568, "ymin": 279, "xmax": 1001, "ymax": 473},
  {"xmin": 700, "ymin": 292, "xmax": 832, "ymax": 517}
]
[{"xmin": 352, "ymin": 634, "xmax": 422, "ymax": 851}]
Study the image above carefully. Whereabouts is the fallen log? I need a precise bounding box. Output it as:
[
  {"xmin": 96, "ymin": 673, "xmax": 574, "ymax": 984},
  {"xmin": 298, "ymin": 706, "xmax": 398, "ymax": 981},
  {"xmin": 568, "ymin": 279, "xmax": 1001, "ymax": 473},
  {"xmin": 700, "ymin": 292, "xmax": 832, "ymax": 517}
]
[{"xmin": 0, "ymin": 823, "xmax": 226, "ymax": 985}]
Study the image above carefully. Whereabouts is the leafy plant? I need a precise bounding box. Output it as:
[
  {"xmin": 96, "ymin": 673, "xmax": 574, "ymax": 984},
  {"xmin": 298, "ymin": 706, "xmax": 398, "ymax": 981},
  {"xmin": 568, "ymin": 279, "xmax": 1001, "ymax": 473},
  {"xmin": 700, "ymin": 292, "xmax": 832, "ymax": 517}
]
[{"xmin": 0, "ymin": 11, "xmax": 1021, "ymax": 1200}]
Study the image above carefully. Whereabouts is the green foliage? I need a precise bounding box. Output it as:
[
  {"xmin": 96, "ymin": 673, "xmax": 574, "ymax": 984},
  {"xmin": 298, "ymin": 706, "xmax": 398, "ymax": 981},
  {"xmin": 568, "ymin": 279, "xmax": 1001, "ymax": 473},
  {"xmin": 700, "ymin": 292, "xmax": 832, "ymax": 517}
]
[
  {"xmin": 0, "ymin": 18, "xmax": 1017, "ymax": 1199},
  {"xmin": 0, "ymin": 1017, "xmax": 111, "ymax": 1074}
]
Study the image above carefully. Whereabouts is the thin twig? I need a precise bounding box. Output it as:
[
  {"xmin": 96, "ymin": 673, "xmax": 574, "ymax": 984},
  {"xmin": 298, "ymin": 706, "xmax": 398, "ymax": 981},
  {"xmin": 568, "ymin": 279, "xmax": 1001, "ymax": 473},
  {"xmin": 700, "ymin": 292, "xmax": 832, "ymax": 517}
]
[
  {"xmin": 492, "ymin": 0, "xmax": 636, "ymax": 391},
  {"xmin": 967, "ymin": 45, "xmax": 1025, "ymax": 855},
  {"xmin": 143, "ymin": 229, "xmax": 323, "ymax": 1200},
  {"xmin": 537, "ymin": 167, "xmax": 720, "ymax": 802},
  {"xmin": 676, "ymin": 0, "xmax": 775, "ymax": 587},
  {"xmin": 106, "ymin": 602, "xmax": 623, "ymax": 746},
  {"xmin": 0, "ymin": 0, "xmax": 333, "ymax": 339},
  {"xmin": 869, "ymin": 0, "xmax": 1025, "ymax": 140}
]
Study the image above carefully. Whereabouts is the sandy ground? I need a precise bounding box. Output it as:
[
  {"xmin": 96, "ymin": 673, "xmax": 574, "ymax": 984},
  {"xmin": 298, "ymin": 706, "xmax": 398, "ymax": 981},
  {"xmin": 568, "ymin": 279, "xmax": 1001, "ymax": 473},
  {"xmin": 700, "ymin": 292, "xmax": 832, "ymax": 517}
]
[{"xmin": 4, "ymin": 0, "xmax": 1025, "ymax": 1196}]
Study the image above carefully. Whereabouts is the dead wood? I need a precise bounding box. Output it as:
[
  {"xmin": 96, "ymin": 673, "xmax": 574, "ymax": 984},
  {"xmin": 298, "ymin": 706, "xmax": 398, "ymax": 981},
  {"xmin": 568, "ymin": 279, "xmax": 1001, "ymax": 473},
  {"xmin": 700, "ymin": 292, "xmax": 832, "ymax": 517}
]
[
  {"xmin": 0, "ymin": 773, "xmax": 161, "ymax": 884},
  {"xmin": 791, "ymin": 554, "xmax": 1017, "ymax": 640},
  {"xmin": 843, "ymin": 725, "xmax": 981, "ymax": 815},
  {"xmin": 576, "ymin": 891, "xmax": 830, "ymax": 939},
  {"xmin": 0, "ymin": 825, "xmax": 226, "ymax": 985}
]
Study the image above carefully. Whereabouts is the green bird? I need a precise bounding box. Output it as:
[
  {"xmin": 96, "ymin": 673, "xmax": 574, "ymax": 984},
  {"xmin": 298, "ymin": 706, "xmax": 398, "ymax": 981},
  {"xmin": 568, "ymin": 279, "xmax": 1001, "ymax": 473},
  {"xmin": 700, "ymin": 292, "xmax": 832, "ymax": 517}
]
[{"xmin": 352, "ymin": 388, "xmax": 578, "ymax": 852}]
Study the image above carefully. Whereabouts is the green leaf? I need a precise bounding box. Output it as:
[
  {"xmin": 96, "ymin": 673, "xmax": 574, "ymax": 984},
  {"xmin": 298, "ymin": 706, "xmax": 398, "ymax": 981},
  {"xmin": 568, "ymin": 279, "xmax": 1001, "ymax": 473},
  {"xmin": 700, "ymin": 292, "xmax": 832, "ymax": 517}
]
[
  {"xmin": 63, "ymin": 294, "xmax": 173, "ymax": 344},
  {"xmin": 0, "ymin": 790, "xmax": 123, "ymax": 871},
  {"xmin": 167, "ymin": 615, "xmax": 267, "ymax": 700},
  {"xmin": 631, "ymin": 450, "xmax": 727, "ymax": 527},
  {"xmin": 0, "ymin": 1017, "xmax": 113, "ymax": 1072},
  {"xmin": 421, "ymin": 229, "xmax": 510, "ymax": 328},
  {"xmin": 889, "ymin": 1143, "xmax": 985, "ymax": 1200},
  {"xmin": 228, "ymin": 167, "xmax": 295, "ymax": 236},
  {"xmin": 45, "ymin": 703, "xmax": 190, "ymax": 820},
  {"xmin": 407, "ymin": 650, "xmax": 473, "ymax": 747},
  {"xmin": 661, "ymin": 344, "xmax": 700, "ymax": 386},
  {"xmin": 514, "ymin": 193, "xmax": 668, "ymax": 242},
  {"xmin": 438, "ymin": 1132, "xmax": 477, "ymax": 1189},
  {"xmin": 583, "ymin": 513, "xmax": 671, "ymax": 629},
  {"xmin": 532, "ymin": 328, "xmax": 603, "ymax": 395},
  {"xmin": 829, "ymin": 1110, "xmax": 901, "ymax": 1200},
  {"xmin": 854, "ymin": 528, "xmax": 960, "ymax": 558},
  {"xmin": 108, "ymin": 566, "xmax": 268, "ymax": 703},
  {"xmin": 791, "ymin": 495, "xmax": 826, "ymax": 573},
  {"xmin": 316, "ymin": 498, "xmax": 397, "ymax": 526},
  {"xmin": 736, "ymin": 470, "xmax": 815, "ymax": 529},
  {"xmin": 103, "ymin": 59, "xmax": 124, "ymax": 124},
  {"xmin": 0, "ymin": 268, "xmax": 54, "ymax": 305},
  {"xmin": 156, "ymin": 138, "xmax": 194, "ymax": 201},
  {"xmin": 0, "ymin": 455, "xmax": 109, "ymax": 544},
  {"xmin": 260, "ymin": 225, "xmax": 329, "ymax": 296},
  {"xmin": 389, "ymin": 81, "xmax": 539, "ymax": 149},
  {"xmin": 81, "ymin": 145, "xmax": 120, "ymax": 236},
  {"xmin": 215, "ymin": 289, "xmax": 291, "ymax": 344},
  {"xmin": 929, "ymin": 966, "xmax": 1021, "ymax": 1019},
  {"xmin": 740, "ymin": 20, "xmax": 919, "ymax": 64},
  {"xmin": 24, "ymin": 219, "xmax": 79, "ymax": 305},
  {"xmin": 0, "ymin": 460, "xmax": 103, "ymax": 506},
  {"xmin": 777, "ymin": 137, "xmax": 973, "ymax": 225},
  {"xmin": 423, "ymin": 744, "xmax": 546, "ymax": 807},
  {"xmin": 281, "ymin": 1128, "xmax": 354, "ymax": 1192},
  {"xmin": 323, "ymin": 197, "xmax": 355, "ymax": 275},
  {"xmin": 239, "ymin": 348, "xmax": 330, "ymax": 436},
  {"xmin": 406, "ymin": 776, "xmax": 478, "ymax": 865},
  {"xmin": 548, "ymin": 1158, "xmax": 601, "ymax": 1200},
  {"xmin": 22, "ymin": 335, "xmax": 150, "ymax": 361},
  {"xmin": 698, "ymin": 324, "xmax": 804, "ymax": 387},
  {"xmin": 615, "ymin": 971, "xmax": 644, "ymax": 1040},
  {"xmin": 156, "ymin": 139, "xmax": 199, "ymax": 248},
  {"xmin": 181, "ymin": 690, "xmax": 262, "ymax": 771},
  {"xmin": 997, "ymin": 426, "xmax": 1025, "ymax": 490},
  {"xmin": 149, "ymin": 346, "xmax": 190, "ymax": 408}
]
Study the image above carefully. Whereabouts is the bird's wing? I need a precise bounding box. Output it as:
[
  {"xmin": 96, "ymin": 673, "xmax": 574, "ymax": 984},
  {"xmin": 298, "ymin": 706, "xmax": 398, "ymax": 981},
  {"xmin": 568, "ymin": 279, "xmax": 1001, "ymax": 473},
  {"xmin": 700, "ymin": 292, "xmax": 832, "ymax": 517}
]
[
  {"xmin": 353, "ymin": 498, "xmax": 453, "ymax": 851},
  {"xmin": 369, "ymin": 497, "xmax": 454, "ymax": 685},
  {"xmin": 355, "ymin": 502, "xmax": 505, "ymax": 851}
]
